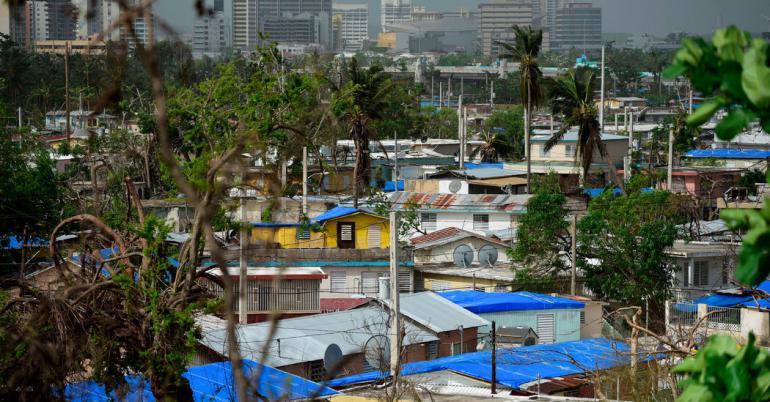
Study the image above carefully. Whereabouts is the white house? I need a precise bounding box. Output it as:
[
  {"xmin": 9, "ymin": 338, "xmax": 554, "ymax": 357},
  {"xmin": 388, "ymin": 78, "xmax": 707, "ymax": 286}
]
[
  {"xmin": 668, "ymin": 241, "xmax": 739, "ymax": 302},
  {"xmin": 409, "ymin": 227, "xmax": 511, "ymax": 266},
  {"xmin": 387, "ymin": 192, "xmax": 532, "ymax": 237}
]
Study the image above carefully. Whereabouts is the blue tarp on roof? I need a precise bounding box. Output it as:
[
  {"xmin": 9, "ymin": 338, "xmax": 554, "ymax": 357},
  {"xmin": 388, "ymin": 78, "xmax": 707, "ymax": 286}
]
[
  {"xmin": 251, "ymin": 222, "xmax": 301, "ymax": 228},
  {"xmin": 313, "ymin": 206, "xmax": 382, "ymax": 223},
  {"xmin": 439, "ymin": 291, "xmax": 584, "ymax": 314},
  {"xmin": 677, "ymin": 280, "xmax": 770, "ymax": 311},
  {"xmin": 383, "ymin": 180, "xmax": 405, "ymax": 192},
  {"xmin": 686, "ymin": 149, "xmax": 770, "ymax": 159},
  {"xmin": 583, "ymin": 187, "xmax": 654, "ymax": 198},
  {"xmin": 65, "ymin": 360, "xmax": 338, "ymax": 401},
  {"xmin": 328, "ymin": 338, "xmax": 635, "ymax": 389},
  {"xmin": 464, "ymin": 162, "xmax": 504, "ymax": 170},
  {"xmin": 1, "ymin": 236, "xmax": 48, "ymax": 250}
]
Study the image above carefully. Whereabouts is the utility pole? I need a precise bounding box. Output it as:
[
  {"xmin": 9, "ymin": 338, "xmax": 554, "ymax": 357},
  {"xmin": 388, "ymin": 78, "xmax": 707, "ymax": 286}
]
[
  {"xmin": 458, "ymin": 95, "xmax": 464, "ymax": 169},
  {"xmin": 65, "ymin": 41, "xmax": 71, "ymax": 142},
  {"xmin": 17, "ymin": 107, "xmax": 21, "ymax": 129},
  {"xmin": 614, "ymin": 113, "xmax": 618, "ymax": 132},
  {"xmin": 439, "ymin": 82, "xmax": 443, "ymax": 110},
  {"xmin": 78, "ymin": 91, "xmax": 83, "ymax": 128},
  {"xmin": 599, "ymin": 45, "xmax": 605, "ymax": 132},
  {"xmin": 431, "ymin": 75, "xmax": 434, "ymax": 105},
  {"xmin": 389, "ymin": 211, "xmax": 401, "ymax": 377},
  {"xmin": 393, "ymin": 131, "xmax": 399, "ymax": 182},
  {"xmin": 491, "ymin": 320, "xmax": 497, "ymax": 394},
  {"xmin": 302, "ymin": 146, "xmax": 308, "ymax": 216},
  {"xmin": 490, "ymin": 81, "xmax": 495, "ymax": 107},
  {"xmin": 570, "ymin": 214, "xmax": 577, "ymax": 295},
  {"xmin": 666, "ymin": 128, "xmax": 674, "ymax": 191},
  {"xmin": 688, "ymin": 84, "xmax": 693, "ymax": 115},
  {"xmin": 239, "ymin": 184, "xmax": 248, "ymax": 324}
]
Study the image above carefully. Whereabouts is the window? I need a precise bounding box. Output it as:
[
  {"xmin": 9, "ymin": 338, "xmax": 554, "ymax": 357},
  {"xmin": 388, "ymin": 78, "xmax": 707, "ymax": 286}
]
[
  {"xmin": 296, "ymin": 227, "xmax": 310, "ymax": 240},
  {"xmin": 431, "ymin": 280, "xmax": 451, "ymax": 291},
  {"xmin": 473, "ymin": 214, "xmax": 489, "ymax": 231},
  {"xmin": 426, "ymin": 341, "xmax": 438, "ymax": 360},
  {"xmin": 330, "ymin": 271, "xmax": 346, "ymax": 293},
  {"xmin": 367, "ymin": 224, "xmax": 382, "ymax": 248},
  {"xmin": 565, "ymin": 144, "xmax": 576, "ymax": 158},
  {"xmin": 421, "ymin": 212, "xmax": 437, "ymax": 232},
  {"xmin": 337, "ymin": 222, "xmax": 355, "ymax": 249},
  {"xmin": 494, "ymin": 284, "xmax": 508, "ymax": 292},
  {"xmin": 361, "ymin": 271, "xmax": 388, "ymax": 295},
  {"xmin": 536, "ymin": 313, "xmax": 555, "ymax": 344},
  {"xmin": 451, "ymin": 342, "xmax": 462, "ymax": 356},
  {"xmin": 539, "ymin": 145, "xmax": 550, "ymax": 158},
  {"xmin": 580, "ymin": 311, "xmax": 586, "ymax": 325},
  {"xmin": 694, "ymin": 261, "xmax": 709, "ymax": 287}
]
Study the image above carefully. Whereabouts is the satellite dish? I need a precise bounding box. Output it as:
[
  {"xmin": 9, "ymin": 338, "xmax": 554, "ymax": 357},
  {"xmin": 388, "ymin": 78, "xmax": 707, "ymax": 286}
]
[
  {"xmin": 363, "ymin": 335, "xmax": 391, "ymax": 371},
  {"xmin": 478, "ymin": 245, "xmax": 499, "ymax": 267},
  {"xmin": 448, "ymin": 180, "xmax": 462, "ymax": 194},
  {"xmin": 324, "ymin": 343, "xmax": 343, "ymax": 371},
  {"xmin": 453, "ymin": 244, "xmax": 474, "ymax": 268},
  {"xmin": 420, "ymin": 136, "xmax": 428, "ymax": 143}
]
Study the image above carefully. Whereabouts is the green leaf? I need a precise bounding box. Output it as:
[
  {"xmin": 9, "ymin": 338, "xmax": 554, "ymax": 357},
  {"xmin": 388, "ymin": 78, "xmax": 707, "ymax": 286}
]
[
  {"xmin": 735, "ymin": 241, "xmax": 770, "ymax": 286},
  {"xmin": 713, "ymin": 27, "xmax": 749, "ymax": 63},
  {"xmin": 715, "ymin": 108, "xmax": 752, "ymax": 141},
  {"xmin": 687, "ymin": 98, "xmax": 724, "ymax": 127},
  {"xmin": 721, "ymin": 208, "xmax": 762, "ymax": 231},
  {"xmin": 678, "ymin": 383, "xmax": 715, "ymax": 402},
  {"xmin": 663, "ymin": 63, "xmax": 688, "ymax": 79},
  {"xmin": 673, "ymin": 356, "xmax": 705, "ymax": 374},
  {"xmin": 742, "ymin": 39, "xmax": 770, "ymax": 109}
]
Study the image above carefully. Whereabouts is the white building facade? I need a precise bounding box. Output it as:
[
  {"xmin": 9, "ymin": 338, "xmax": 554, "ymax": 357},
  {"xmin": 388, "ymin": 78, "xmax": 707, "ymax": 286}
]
[{"xmin": 332, "ymin": 3, "xmax": 368, "ymax": 51}]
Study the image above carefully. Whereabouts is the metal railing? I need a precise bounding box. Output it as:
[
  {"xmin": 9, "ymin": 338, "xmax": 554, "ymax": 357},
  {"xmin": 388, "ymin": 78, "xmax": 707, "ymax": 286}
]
[
  {"xmin": 706, "ymin": 306, "xmax": 741, "ymax": 333},
  {"xmin": 668, "ymin": 302, "xmax": 698, "ymax": 327}
]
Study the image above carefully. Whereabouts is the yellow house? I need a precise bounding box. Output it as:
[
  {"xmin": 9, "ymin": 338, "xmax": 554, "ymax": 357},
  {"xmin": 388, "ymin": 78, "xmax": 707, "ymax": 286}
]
[{"xmin": 251, "ymin": 207, "xmax": 390, "ymax": 250}]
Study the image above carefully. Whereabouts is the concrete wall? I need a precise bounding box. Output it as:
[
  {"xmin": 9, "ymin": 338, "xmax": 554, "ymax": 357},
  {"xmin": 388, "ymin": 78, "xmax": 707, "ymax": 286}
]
[
  {"xmin": 414, "ymin": 237, "xmax": 510, "ymax": 265},
  {"xmin": 427, "ymin": 211, "xmax": 515, "ymax": 236},
  {"xmin": 531, "ymin": 140, "xmax": 628, "ymax": 165},
  {"xmin": 581, "ymin": 302, "xmax": 604, "ymax": 339},
  {"xmin": 417, "ymin": 272, "xmax": 513, "ymax": 293}
]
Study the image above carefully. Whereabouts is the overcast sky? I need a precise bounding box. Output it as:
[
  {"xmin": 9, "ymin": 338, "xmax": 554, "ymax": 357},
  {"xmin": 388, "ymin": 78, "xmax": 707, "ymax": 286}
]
[{"xmin": 156, "ymin": 0, "xmax": 770, "ymax": 38}]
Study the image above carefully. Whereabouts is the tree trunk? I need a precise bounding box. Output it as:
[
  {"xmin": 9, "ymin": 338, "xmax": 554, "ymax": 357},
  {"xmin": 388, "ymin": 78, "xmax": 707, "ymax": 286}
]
[{"xmin": 150, "ymin": 376, "xmax": 194, "ymax": 402}]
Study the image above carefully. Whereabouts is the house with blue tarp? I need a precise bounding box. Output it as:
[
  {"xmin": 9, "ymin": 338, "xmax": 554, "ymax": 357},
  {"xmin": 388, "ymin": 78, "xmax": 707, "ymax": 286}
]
[
  {"xmin": 439, "ymin": 291, "xmax": 585, "ymax": 344},
  {"xmin": 685, "ymin": 149, "xmax": 770, "ymax": 169},
  {"xmin": 64, "ymin": 359, "xmax": 338, "ymax": 401},
  {"xmin": 327, "ymin": 337, "xmax": 647, "ymax": 397}
]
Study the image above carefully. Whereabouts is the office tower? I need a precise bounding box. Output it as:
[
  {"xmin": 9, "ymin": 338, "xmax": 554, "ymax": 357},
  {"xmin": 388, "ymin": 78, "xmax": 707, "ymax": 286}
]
[
  {"xmin": 257, "ymin": 0, "xmax": 332, "ymax": 49},
  {"xmin": 332, "ymin": 3, "xmax": 367, "ymax": 51},
  {"xmin": 232, "ymin": 0, "xmax": 257, "ymax": 51},
  {"xmin": 381, "ymin": 0, "xmax": 410, "ymax": 32},
  {"xmin": 553, "ymin": 2, "xmax": 601, "ymax": 51},
  {"xmin": 193, "ymin": 0, "xmax": 232, "ymax": 57},
  {"xmin": 478, "ymin": 0, "xmax": 534, "ymax": 57}
]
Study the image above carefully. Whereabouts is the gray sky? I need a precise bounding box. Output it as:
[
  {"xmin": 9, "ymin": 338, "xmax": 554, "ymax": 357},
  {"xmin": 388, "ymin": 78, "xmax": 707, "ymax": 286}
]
[{"xmin": 156, "ymin": 0, "xmax": 770, "ymax": 39}]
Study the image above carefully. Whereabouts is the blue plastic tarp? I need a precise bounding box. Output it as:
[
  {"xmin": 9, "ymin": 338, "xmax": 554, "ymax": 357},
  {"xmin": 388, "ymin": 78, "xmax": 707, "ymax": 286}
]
[
  {"xmin": 686, "ymin": 149, "xmax": 770, "ymax": 159},
  {"xmin": 691, "ymin": 293, "xmax": 753, "ymax": 308},
  {"xmin": 312, "ymin": 206, "xmax": 361, "ymax": 222},
  {"xmin": 1, "ymin": 235, "xmax": 48, "ymax": 250},
  {"xmin": 382, "ymin": 180, "xmax": 404, "ymax": 192},
  {"xmin": 438, "ymin": 291, "xmax": 584, "ymax": 314},
  {"xmin": 65, "ymin": 360, "xmax": 338, "ymax": 401},
  {"xmin": 464, "ymin": 162, "xmax": 504, "ymax": 170},
  {"xmin": 328, "ymin": 338, "xmax": 636, "ymax": 389},
  {"xmin": 583, "ymin": 187, "xmax": 653, "ymax": 198}
]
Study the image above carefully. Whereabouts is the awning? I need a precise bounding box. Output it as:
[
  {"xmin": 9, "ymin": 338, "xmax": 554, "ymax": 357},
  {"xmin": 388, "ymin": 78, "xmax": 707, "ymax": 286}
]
[{"xmin": 468, "ymin": 177, "xmax": 528, "ymax": 187}]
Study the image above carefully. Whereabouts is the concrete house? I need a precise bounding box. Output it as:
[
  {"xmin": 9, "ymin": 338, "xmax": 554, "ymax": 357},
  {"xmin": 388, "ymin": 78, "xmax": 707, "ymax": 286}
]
[
  {"xmin": 387, "ymin": 192, "xmax": 532, "ymax": 237},
  {"xmin": 410, "ymin": 227, "xmax": 511, "ymax": 265},
  {"xmin": 439, "ymin": 291, "xmax": 585, "ymax": 344},
  {"xmin": 668, "ymin": 241, "xmax": 739, "ymax": 302}
]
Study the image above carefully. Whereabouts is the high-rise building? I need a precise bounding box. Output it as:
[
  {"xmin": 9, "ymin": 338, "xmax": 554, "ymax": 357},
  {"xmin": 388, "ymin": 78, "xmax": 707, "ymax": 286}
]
[
  {"xmin": 257, "ymin": 0, "xmax": 332, "ymax": 49},
  {"xmin": 553, "ymin": 2, "xmax": 601, "ymax": 51},
  {"xmin": 478, "ymin": 0, "xmax": 533, "ymax": 57},
  {"xmin": 192, "ymin": 0, "xmax": 232, "ymax": 57},
  {"xmin": 380, "ymin": 0, "xmax": 411, "ymax": 32},
  {"xmin": 47, "ymin": 0, "xmax": 78, "ymax": 40},
  {"xmin": 232, "ymin": 0, "xmax": 258, "ymax": 51},
  {"xmin": 97, "ymin": 0, "xmax": 155, "ymax": 46},
  {"xmin": 332, "ymin": 3, "xmax": 367, "ymax": 51}
]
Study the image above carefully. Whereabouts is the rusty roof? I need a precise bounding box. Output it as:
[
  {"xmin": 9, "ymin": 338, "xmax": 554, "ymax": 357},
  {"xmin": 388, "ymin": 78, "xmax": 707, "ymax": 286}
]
[{"xmin": 387, "ymin": 192, "xmax": 532, "ymax": 214}]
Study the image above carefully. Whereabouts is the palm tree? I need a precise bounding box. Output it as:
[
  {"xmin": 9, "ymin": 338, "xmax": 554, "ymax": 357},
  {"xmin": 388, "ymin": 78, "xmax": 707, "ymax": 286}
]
[
  {"xmin": 471, "ymin": 128, "xmax": 515, "ymax": 163},
  {"xmin": 497, "ymin": 26, "xmax": 543, "ymax": 193},
  {"xmin": 331, "ymin": 57, "xmax": 395, "ymax": 207},
  {"xmin": 545, "ymin": 68, "xmax": 619, "ymax": 186}
]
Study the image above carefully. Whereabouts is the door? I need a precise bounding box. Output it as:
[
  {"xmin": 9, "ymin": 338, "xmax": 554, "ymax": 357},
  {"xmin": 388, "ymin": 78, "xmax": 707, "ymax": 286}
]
[
  {"xmin": 367, "ymin": 224, "xmax": 382, "ymax": 248},
  {"xmin": 536, "ymin": 313, "xmax": 555, "ymax": 344},
  {"xmin": 337, "ymin": 222, "xmax": 355, "ymax": 249}
]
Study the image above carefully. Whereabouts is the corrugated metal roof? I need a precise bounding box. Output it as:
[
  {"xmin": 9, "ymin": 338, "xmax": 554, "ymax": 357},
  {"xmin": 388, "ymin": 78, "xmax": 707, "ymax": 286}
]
[
  {"xmin": 431, "ymin": 168, "xmax": 527, "ymax": 180},
  {"xmin": 381, "ymin": 292, "xmax": 489, "ymax": 333},
  {"xmin": 198, "ymin": 306, "xmax": 439, "ymax": 368},
  {"xmin": 686, "ymin": 149, "xmax": 770, "ymax": 159},
  {"xmin": 387, "ymin": 192, "xmax": 532, "ymax": 214},
  {"xmin": 64, "ymin": 360, "xmax": 338, "ymax": 401}
]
